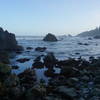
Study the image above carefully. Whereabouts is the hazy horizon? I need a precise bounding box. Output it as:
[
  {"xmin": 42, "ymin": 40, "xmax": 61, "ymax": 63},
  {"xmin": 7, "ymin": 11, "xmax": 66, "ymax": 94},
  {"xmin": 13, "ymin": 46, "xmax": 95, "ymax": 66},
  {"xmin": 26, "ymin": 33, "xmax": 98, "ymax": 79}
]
[{"xmin": 0, "ymin": 0, "xmax": 100, "ymax": 36}]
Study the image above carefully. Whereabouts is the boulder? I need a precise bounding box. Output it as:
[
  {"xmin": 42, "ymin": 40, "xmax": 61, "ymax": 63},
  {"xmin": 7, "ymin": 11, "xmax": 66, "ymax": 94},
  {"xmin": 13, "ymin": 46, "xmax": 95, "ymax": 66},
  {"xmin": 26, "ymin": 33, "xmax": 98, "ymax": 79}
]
[
  {"xmin": 43, "ymin": 33, "xmax": 58, "ymax": 42},
  {"xmin": 32, "ymin": 56, "xmax": 44, "ymax": 69},
  {"xmin": 44, "ymin": 68, "xmax": 55, "ymax": 77},
  {"xmin": 32, "ymin": 62, "xmax": 44, "ymax": 69},
  {"xmin": 43, "ymin": 52, "xmax": 57, "ymax": 68},
  {"xmin": 18, "ymin": 68, "xmax": 36, "ymax": 89},
  {"xmin": 0, "ymin": 27, "xmax": 23, "ymax": 51},
  {"xmin": 35, "ymin": 47, "xmax": 47, "ymax": 52},
  {"xmin": 16, "ymin": 58, "xmax": 30, "ymax": 63}
]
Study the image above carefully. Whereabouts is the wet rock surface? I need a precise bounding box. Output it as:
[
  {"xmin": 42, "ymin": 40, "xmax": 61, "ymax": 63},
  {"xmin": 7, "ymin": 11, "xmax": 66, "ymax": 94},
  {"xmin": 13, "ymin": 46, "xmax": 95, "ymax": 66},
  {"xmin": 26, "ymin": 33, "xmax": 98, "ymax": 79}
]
[
  {"xmin": 16, "ymin": 58, "xmax": 30, "ymax": 63},
  {"xmin": 0, "ymin": 46, "xmax": 100, "ymax": 100}
]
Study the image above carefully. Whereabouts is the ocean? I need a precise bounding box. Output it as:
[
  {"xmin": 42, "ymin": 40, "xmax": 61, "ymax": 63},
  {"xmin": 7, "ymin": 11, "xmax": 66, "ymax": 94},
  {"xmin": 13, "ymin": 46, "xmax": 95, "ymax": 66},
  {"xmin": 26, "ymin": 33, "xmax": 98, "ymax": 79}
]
[{"xmin": 10, "ymin": 36, "xmax": 100, "ymax": 83}]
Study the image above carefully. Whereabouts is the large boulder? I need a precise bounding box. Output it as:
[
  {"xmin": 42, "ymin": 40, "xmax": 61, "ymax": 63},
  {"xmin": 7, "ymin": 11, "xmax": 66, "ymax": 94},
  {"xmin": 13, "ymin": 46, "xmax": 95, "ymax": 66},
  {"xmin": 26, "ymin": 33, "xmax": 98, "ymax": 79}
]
[
  {"xmin": 0, "ymin": 27, "xmax": 23, "ymax": 51},
  {"xmin": 43, "ymin": 52, "xmax": 57, "ymax": 68},
  {"xmin": 43, "ymin": 33, "xmax": 58, "ymax": 42}
]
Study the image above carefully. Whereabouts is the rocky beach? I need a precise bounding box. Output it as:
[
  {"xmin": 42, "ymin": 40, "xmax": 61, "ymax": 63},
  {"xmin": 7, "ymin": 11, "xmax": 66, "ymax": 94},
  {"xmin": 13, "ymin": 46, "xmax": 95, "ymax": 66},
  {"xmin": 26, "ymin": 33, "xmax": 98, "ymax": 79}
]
[{"xmin": 0, "ymin": 29, "xmax": 100, "ymax": 100}]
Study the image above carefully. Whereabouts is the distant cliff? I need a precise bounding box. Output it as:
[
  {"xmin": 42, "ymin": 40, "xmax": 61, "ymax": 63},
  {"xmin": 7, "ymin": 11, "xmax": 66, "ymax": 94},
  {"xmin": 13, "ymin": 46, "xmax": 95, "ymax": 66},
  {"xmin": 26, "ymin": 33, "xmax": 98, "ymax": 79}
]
[
  {"xmin": 0, "ymin": 27, "xmax": 23, "ymax": 51},
  {"xmin": 77, "ymin": 27, "xmax": 100, "ymax": 37}
]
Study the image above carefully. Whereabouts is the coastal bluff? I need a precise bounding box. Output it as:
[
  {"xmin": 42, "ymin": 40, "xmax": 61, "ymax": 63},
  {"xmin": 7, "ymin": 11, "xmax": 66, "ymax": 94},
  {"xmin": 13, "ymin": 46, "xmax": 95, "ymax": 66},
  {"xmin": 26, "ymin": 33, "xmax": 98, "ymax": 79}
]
[{"xmin": 0, "ymin": 27, "xmax": 23, "ymax": 51}]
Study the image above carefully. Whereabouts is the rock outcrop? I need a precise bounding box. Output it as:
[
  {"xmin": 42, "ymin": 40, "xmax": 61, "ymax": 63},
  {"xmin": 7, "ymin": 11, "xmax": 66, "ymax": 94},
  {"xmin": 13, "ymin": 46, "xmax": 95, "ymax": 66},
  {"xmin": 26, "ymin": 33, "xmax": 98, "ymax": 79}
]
[
  {"xmin": 43, "ymin": 33, "xmax": 58, "ymax": 42},
  {"xmin": 0, "ymin": 27, "xmax": 23, "ymax": 51},
  {"xmin": 77, "ymin": 27, "xmax": 100, "ymax": 37}
]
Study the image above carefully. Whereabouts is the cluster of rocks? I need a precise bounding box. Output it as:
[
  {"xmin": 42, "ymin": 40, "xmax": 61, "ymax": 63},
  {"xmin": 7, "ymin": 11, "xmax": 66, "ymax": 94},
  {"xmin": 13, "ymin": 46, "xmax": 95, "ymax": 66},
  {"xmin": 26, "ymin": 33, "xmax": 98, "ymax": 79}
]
[
  {"xmin": 0, "ymin": 63, "xmax": 37, "ymax": 100},
  {"xmin": 0, "ymin": 51, "xmax": 100, "ymax": 100},
  {"xmin": 32, "ymin": 53, "xmax": 100, "ymax": 100}
]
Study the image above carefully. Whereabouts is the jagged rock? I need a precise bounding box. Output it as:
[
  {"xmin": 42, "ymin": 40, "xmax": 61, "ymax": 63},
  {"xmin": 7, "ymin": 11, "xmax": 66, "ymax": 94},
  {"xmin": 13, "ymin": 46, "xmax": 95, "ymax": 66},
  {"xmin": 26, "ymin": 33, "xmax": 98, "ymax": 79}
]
[
  {"xmin": 43, "ymin": 33, "xmax": 58, "ymax": 42},
  {"xmin": 0, "ymin": 27, "xmax": 23, "ymax": 51}
]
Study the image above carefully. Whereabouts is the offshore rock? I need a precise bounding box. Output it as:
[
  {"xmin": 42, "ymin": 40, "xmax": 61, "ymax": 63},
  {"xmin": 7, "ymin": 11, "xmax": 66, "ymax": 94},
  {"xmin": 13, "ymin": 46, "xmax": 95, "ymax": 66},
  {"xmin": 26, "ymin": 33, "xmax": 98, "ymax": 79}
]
[{"xmin": 43, "ymin": 33, "xmax": 58, "ymax": 42}]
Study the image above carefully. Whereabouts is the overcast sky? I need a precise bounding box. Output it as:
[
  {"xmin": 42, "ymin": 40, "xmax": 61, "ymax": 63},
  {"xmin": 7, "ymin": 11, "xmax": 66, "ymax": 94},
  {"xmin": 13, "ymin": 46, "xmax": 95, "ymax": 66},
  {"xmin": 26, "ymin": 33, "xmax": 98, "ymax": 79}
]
[{"xmin": 0, "ymin": 0, "xmax": 100, "ymax": 36}]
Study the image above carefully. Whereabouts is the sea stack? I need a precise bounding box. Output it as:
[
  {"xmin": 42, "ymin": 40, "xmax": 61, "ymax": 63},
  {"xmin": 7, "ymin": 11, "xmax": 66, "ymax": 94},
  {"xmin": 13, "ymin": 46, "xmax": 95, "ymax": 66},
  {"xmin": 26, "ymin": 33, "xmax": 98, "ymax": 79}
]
[{"xmin": 43, "ymin": 33, "xmax": 58, "ymax": 42}]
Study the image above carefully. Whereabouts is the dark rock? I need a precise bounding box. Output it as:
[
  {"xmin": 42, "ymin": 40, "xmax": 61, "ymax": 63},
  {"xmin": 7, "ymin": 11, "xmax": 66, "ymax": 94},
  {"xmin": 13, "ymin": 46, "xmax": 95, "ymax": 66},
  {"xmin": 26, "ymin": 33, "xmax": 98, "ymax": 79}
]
[
  {"xmin": 0, "ymin": 27, "xmax": 23, "ymax": 51},
  {"xmin": 43, "ymin": 33, "xmax": 58, "ymax": 42},
  {"xmin": 88, "ymin": 37, "xmax": 92, "ymax": 40},
  {"xmin": 32, "ymin": 56, "xmax": 44, "ymax": 69},
  {"xmin": 12, "ymin": 65, "xmax": 19, "ymax": 69},
  {"xmin": 55, "ymin": 86, "xmax": 77, "ymax": 99},
  {"xmin": 0, "ymin": 51, "xmax": 10, "ymax": 64},
  {"xmin": 75, "ymin": 52, "xmax": 80, "ymax": 55},
  {"xmin": 78, "ymin": 42, "xmax": 89, "ymax": 46},
  {"xmin": 94, "ymin": 35, "xmax": 100, "ymax": 39},
  {"xmin": 32, "ymin": 62, "xmax": 44, "ymax": 69},
  {"xmin": 60, "ymin": 66, "xmax": 79, "ymax": 78},
  {"xmin": 84, "ymin": 43, "xmax": 89, "ymax": 46},
  {"xmin": 78, "ymin": 42, "xmax": 83, "ymax": 45},
  {"xmin": 26, "ymin": 85, "xmax": 46, "ymax": 100},
  {"xmin": 4, "ymin": 74, "xmax": 20, "ymax": 87},
  {"xmin": 0, "ymin": 63, "xmax": 11, "ymax": 81},
  {"xmin": 16, "ymin": 58, "xmax": 30, "ymax": 63},
  {"xmin": 44, "ymin": 68, "xmax": 55, "ymax": 77},
  {"xmin": 18, "ymin": 68, "xmax": 36, "ymax": 89},
  {"xmin": 57, "ymin": 58, "xmax": 80, "ymax": 67},
  {"xmin": 26, "ymin": 47, "xmax": 33, "ymax": 50},
  {"xmin": 43, "ymin": 52, "xmax": 57, "ymax": 68},
  {"xmin": 35, "ymin": 47, "xmax": 47, "ymax": 52}
]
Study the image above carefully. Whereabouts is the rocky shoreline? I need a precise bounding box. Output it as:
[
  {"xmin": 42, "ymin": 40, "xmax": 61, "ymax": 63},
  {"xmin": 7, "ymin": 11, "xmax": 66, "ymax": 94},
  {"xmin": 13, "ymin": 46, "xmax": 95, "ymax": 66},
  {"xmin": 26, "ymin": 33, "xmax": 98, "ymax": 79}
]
[
  {"xmin": 0, "ymin": 31, "xmax": 100, "ymax": 100},
  {"xmin": 0, "ymin": 50, "xmax": 100, "ymax": 100}
]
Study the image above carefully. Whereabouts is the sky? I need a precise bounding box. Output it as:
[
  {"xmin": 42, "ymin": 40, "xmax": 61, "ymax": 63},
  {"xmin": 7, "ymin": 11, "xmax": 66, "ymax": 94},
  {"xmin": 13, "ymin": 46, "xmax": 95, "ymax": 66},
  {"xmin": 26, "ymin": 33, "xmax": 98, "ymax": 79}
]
[{"xmin": 0, "ymin": 0, "xmax": 100, "ymax": 36}]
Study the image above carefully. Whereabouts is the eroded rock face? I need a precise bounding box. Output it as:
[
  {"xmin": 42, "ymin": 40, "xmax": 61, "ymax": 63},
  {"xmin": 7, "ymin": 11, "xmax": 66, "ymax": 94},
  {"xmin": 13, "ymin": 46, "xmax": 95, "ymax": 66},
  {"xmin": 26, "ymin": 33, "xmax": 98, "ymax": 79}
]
[
  {"xmin": 0, "ymin": 27, "xmax": 23, "ymax": 51},
  {"xmin": 43, "ymin": 33, "xmax": 58, "ymax": 42}
]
